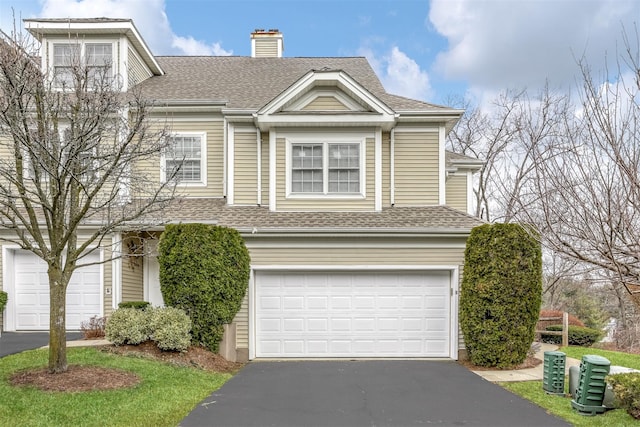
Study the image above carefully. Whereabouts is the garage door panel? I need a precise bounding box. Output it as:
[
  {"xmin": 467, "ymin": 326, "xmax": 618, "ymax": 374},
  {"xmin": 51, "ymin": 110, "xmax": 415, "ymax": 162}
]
[
  {"xmin": 13, "ymin": 250, "xmax": 102, "ymax": 330},
  {"xmin": 256, "ymin": 271, "xmax": 451, "ymax": 358}
]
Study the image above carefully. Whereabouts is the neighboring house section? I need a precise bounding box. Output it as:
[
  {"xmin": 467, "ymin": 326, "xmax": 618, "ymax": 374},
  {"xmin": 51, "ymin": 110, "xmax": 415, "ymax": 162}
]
[{"xmin": 0, "ymin": 19, "xmax": 484, "ymax": 361}]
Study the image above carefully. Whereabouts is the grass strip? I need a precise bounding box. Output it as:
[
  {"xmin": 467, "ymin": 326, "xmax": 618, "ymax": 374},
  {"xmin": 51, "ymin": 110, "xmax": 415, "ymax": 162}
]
[{"xmin": 0, "ymin": 347, "xmax": 231, "ymax": 427}]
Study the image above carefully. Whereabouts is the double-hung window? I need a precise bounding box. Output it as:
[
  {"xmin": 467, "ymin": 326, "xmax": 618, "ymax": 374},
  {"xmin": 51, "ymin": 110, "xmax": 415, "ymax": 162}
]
[
  {"xmin": 290, "ymin": 138, "xmax": 363, "ymax": 196},
  {"xmin": 53, "ymin": 44, "xmax": 79, "ymax": 88},
  {"xmin": 163, "ymin": 133, "xmax": 207, "ymax": 185},
  {"xmin": 52, "ymin": 42, "xmax": 113, "ymax": 88}
]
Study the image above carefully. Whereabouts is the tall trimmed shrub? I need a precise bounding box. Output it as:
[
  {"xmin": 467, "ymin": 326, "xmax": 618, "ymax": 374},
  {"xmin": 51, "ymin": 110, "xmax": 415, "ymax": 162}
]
[
  {"xmin": 460, "ymin": 223, "xmax": 542, "ymax": 367},
  {"xmin": 158, "ymin": 224, "xmax": 250, "ymax": 352}
]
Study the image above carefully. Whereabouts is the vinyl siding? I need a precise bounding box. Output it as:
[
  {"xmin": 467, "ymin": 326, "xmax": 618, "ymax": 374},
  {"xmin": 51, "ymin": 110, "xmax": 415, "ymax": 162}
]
[
  {"xmin": 254, "ymin": 39, "xmax": 279, "ymax": 57},
  {"xmin": 103, "ymin": 241, "xmax": 113, "ymax": 315},
  {"xmin": 275, "ymin": 135, "xmax": 376, "ymax": 211},
  {"xmin": 301, "ymin": 96, "xmax": 350, "ymax": 111},
  {"xmin": 121, "ymin": 258, "xmax": 143, "ymax": 302},
  {"xmin": 233, "ymin": 130, "xmax": 258, "ymax": 204},
  {"xmin": 446, "ymin": 173, "xmax": 468, "ymax": 212},
  {"xmin": 135, "ymin": 115, "xmax": 224, "ymax": 197},
  {"xmin": 231, "ymin": 236, "xmax": 467, "ymax": 352},
  {"xmin": 382, "ymin": 131, "xmax": 391, "ymax": 207},
  {"xmin": 235, "ymin": 294, "xmax": 249, "ymax": 349},
  {"xmin": 127, "ymin": 46, "xmax": 152, "ymax": 87},
  {"xmin": 394, "ymin": 131, "xmax": 439, "ymax": 206}
]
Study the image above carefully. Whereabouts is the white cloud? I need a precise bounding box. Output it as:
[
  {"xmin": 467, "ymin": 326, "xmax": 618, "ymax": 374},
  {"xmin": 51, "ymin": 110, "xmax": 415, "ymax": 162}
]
[
  {"xmin": 172, "ymin": 36, "xmax": 232, "ymax": 56},
  {"xmin": 359, "ymin": 45, "xmax": 432, "ymax": 101},
  {"xmin": 429, "ymin": 0, "xmax": 639, "ymax": 93},
  {"xmin": 34, "ymin": 0, "xmax": 231, "ymax": 56}
]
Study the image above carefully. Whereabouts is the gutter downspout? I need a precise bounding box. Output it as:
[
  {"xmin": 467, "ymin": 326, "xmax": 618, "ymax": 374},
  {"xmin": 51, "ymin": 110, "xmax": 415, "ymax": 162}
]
[
  {"xmin": 223, "ymin": 118, "xmax": 227, "ymax": 198},
  {"xmin": 257, "ymin": 128, "xmax": 262, "ymax": 206},
  {"xmin": 390, "ymin": 128, "xmax": 395, "ymax": 206}
]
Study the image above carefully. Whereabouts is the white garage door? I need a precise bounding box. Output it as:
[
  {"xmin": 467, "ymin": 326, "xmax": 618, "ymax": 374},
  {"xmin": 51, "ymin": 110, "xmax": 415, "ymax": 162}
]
[
  {"xmin": 13, "ymin": 250, "xmax": 102, "ymax": 330},
  {"xmin": 255, "ymin": 270, "xmax": 451, "ymax": 358}
]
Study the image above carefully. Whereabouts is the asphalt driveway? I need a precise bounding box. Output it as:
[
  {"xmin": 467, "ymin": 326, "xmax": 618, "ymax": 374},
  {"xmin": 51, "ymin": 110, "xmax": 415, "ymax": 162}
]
[
  {"xmin": 180, "ymin": 360, "xmax": 570, "ymax": 427},
  {"xmin": 0, "ymin": 332, "xmax": 82, "ymax": 358}
]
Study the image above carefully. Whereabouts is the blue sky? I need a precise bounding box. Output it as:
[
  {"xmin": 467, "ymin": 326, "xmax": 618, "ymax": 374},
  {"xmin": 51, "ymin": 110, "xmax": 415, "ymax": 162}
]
[{"xmin": 1, "ymin": 0, "xmax": 638, "ymax": 106}]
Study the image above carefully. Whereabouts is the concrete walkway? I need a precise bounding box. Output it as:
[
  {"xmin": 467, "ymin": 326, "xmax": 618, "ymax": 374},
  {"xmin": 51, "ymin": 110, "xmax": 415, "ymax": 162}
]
[{"xmin": 471, "ymin": 343, "xmax": 581, "ymax": 382}]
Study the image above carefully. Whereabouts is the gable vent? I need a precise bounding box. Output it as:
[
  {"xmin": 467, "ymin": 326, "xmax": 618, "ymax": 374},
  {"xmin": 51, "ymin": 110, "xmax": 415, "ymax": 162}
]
[{"xmin": 251, "ymin": 29, "xmax": 284, "ymax": 58}]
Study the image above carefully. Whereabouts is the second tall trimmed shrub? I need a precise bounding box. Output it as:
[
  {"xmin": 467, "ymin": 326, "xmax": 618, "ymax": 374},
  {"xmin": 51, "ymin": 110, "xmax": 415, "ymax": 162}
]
[
  {"xmin": 460, "ymin": 223, "xmax": 542, "ymax": 367},
  {"xmin": 158, "ymin": 224, "xmax": 250, "ymax": 352}
]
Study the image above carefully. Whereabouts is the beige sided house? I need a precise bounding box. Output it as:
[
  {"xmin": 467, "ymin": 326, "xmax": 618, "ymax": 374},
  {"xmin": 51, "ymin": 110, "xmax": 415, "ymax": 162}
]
[{"xmin": 1, "ymin": 18, "xmax": 484, "ymax": 361}]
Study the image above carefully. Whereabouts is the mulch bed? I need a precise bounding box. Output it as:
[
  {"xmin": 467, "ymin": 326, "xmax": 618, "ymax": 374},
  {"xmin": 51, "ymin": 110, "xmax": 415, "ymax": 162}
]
[
  {"xmin": 10, "ymin": 365, "xmax": 140, "ymax": 392},
  {"xmin": 100, "ymin": 341, "xmax": 245, "ymax": 374},
  {"xmin": 9, "ymin": 341, "xmax": 244, "ymax": 393}
]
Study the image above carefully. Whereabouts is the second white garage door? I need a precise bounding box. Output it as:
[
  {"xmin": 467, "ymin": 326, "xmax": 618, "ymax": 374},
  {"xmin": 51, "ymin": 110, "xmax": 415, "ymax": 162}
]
[{"xmin": 255, "ymin": 270, "xmax": 451, "ymax": 358}]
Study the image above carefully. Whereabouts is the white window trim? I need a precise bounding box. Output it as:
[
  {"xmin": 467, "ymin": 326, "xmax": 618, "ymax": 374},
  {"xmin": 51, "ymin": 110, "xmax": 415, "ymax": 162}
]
[
  {"xmin": 48, "ymin": 39, "xmax": 117, "ymax": 90},
  {"xmin": 161, "ymin": 131, "xmax": 207, "ymax": 187},
  {"xmin": 285, "ymin": 135, "xmax": 366, "ymax": 199}
]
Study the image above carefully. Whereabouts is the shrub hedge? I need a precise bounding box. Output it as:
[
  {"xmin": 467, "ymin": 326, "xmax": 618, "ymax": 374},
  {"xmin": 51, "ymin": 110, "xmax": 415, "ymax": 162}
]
[
  {"xmin": 148, "ymin": 307, "xmax": 192, "ymax": 352},
  {"xmin": 0, "ymin": 290, "xmax": 7, "ymax": 313},
  {"xmin": 118, "ymin": 301, "xmax": 150, "ymax": 310},
  {"xmin": 158, "ymin": 224, "xmax": 250, "ymax": 352},
  {"xmin": 460, "ymin": 223, "xmax": 542, "ymax": 368},
  {"xmin": 607, "ymin": 372, "xmax": 640, "ymax": 419},
  {"xmin": 540, "ymin": 325, "xmax": 602, "ymax": 346},
  {"xmin": 105, "ymin": 308, "xmax": 149, "ymax": 345},
  {"xmin": 105, "ymin": 307, "xmax": 191, "ymax": 352}
]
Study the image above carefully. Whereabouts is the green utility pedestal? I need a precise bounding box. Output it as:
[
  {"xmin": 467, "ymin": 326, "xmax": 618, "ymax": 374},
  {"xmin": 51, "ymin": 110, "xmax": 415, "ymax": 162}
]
[
  {"xmin": 571, "ymin": 355, "xmax": 611, "ymax": 415},
  {"xmin": 542, "ymin": 351, "xmax": 566, "ymax": 395}
]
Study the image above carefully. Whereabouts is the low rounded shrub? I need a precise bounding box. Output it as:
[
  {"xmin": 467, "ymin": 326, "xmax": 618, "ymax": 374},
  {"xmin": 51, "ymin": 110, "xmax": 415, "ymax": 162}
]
[
  {"xmin": 106, "ymin": 307, "xmax": 193, "ymax": 352},
  {"xmin": 0, "ymin": 290, "xmax": 7, "ymax": 313},
  {"xmin": 105, "ymin": 308, "xmax": 149, "ymax": 345},
  {"xmin": 541, "ymin": 325, "xmax": 602, "ymax": 346},
  {"xmin": 148, "ymin": 307, "xmax": 191, "ymax": 352},
  {"xmin": 607, "ymin": 372, "xmax": 640, "ymax": 419},
  {"xmin": 118, "ymin": 301, "xmax": 150, "ymax": 310}
]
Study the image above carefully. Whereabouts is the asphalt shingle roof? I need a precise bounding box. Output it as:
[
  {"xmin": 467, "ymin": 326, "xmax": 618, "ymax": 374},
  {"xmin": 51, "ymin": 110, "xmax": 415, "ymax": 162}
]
[
  {"xmin": 149, "ymin": 198, "xmax": 484, "ymax": 234},
  {"xmin": 138, "ymin": 56, "xmax": 450, "ymax": 112}
]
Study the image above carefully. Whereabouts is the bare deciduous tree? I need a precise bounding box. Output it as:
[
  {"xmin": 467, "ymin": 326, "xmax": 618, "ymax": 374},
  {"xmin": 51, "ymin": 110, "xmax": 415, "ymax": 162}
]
[
  {"xmin": 0, "ymin": 28, "xmax": 176, "ymax": 373},
  {"xmin": 519, "ymin": 27, "xmax": 640, "ymax": 311},
  {"xmin": 447, "ymin": 87, "xmax": 569, "ymax": 223}
]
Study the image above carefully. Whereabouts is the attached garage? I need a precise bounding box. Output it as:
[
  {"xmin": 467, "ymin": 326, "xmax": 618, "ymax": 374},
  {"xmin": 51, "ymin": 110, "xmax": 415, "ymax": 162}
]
[
  {"xmin": 5, "ymin": 249, "xmax": 102, "ymax": 331},
  {"xmin": 253, "ymin": 269, "xmax": 455, "ymax": 358}
]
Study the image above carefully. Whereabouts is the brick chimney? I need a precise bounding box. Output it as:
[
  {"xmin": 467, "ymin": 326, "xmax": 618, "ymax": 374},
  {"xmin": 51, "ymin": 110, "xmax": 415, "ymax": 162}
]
[{"xmin": 251, "ymin": 29, "xmax": 283, "ymax": 58}]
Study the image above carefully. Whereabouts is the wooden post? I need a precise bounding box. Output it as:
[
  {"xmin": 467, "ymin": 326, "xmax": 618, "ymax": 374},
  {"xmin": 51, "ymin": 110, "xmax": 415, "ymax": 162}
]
[{"xmin": 562, "ymin": 311, "xmax": 569, "ymax": 347}]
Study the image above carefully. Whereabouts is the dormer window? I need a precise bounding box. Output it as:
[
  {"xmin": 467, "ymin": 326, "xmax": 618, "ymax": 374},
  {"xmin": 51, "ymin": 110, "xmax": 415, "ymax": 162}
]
[{"xmin": 52, "ymin": 42, "xmax": 113, "ymax": 88}]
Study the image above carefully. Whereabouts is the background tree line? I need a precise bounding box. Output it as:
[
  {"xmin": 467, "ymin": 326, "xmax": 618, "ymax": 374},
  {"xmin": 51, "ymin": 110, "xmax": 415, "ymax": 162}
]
[{"xmin": 448, "ymin": 26, "xmax": 640, "ymax": 350}]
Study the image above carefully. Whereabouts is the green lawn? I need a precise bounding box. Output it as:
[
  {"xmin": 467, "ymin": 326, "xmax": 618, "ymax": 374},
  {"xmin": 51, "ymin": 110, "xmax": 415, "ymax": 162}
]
[
  {"xmin": 0, "ymin": 347, "xmax": 232, "ymax": 427},
  {"xmin": 502, "ymin": 347, "xmax": 640, "ymax": 426},
  {"xmin": 561, "ymin": 346, "xmax": 640, "ymax": 371}
]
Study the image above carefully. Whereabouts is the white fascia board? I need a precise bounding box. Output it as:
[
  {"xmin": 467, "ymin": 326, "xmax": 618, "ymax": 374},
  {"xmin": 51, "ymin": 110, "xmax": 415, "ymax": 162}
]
[
  {"xmin": 25, "ymin": 19, "xmax": 164, "ymax": 76},
  {"xmin": 236, "ymin": 228, "xmax": 475, "ymax": 237},
  {"xmin": 449, "ymin": 159, "xmax": 485, "ymax": 172},
  {"xmin": 256, "ymin": 70, "xmax": 396, "ymax": 123},
  {"xmin": 255, "ymin": 114, "xmax": 396, "ymax": 131},
  {"xmin": 396, "ymin": 109, "xmax": 464, "ymax": 131}
]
